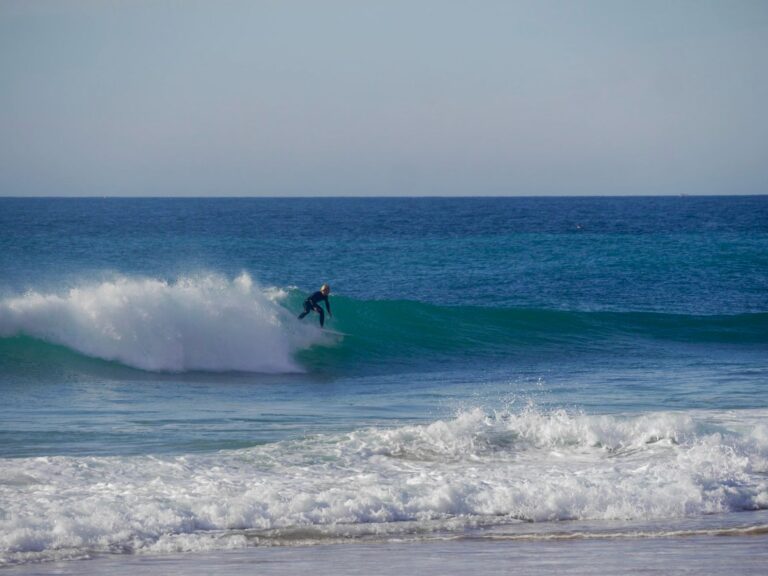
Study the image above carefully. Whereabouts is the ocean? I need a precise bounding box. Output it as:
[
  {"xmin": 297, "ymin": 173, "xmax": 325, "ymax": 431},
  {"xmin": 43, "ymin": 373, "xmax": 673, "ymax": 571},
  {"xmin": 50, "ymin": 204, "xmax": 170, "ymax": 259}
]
[{"xmin": 1, "ymin": 196, "xmax": 767, "ymax": 574}]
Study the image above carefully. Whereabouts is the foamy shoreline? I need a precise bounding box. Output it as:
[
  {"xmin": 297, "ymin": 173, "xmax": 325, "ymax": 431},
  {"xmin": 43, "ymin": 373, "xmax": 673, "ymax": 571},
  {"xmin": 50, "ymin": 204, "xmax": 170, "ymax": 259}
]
[{"xmin": 5, "ymin": 529, "xmax": 768, "ymax": 576}]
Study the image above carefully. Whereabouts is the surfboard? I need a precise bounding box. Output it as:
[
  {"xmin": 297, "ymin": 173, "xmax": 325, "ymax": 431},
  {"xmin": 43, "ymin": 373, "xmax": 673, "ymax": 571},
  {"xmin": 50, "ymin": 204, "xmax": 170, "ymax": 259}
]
[{"xmin": 321, "ymin": 329, "xmax": 349, "ymax": 336}]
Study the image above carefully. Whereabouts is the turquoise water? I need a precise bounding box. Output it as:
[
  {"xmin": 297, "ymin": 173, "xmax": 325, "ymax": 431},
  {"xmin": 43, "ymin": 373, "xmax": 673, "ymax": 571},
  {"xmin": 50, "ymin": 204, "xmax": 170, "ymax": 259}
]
[{"xmin": 1, "ymin": 196, "xmax": 767, "ymax": 567}]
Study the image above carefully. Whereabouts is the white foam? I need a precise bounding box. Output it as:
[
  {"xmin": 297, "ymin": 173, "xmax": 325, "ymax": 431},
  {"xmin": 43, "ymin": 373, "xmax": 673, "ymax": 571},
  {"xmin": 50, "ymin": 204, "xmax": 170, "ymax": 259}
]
[
  {"xmin": 1, "ymin": 408, "xmax": 767, "ymax": 565},
  {"xmin": 0, "ymin": 273, "xmax": 323, "ymax": 372}
]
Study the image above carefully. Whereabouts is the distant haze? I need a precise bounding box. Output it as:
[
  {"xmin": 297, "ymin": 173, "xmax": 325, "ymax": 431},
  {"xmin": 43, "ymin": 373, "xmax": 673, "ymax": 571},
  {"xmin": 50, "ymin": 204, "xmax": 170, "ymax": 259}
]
[{"xmin": 2, "ymin": 0, "xmax": 767, "ymax": 197}]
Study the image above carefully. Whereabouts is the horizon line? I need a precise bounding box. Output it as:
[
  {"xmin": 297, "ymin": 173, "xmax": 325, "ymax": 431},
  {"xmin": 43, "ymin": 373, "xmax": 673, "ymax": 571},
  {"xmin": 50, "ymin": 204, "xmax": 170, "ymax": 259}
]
[{"xmin": 1, "ymin": 193, "xmax": 767, "ymax": 200}]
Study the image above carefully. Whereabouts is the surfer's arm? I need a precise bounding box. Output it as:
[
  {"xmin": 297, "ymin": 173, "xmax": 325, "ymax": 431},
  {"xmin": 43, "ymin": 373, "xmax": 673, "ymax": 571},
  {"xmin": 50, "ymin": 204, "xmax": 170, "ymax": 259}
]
[{"xmin": 325, "ymin": 296, "xmax": 332, "ymax": 317}]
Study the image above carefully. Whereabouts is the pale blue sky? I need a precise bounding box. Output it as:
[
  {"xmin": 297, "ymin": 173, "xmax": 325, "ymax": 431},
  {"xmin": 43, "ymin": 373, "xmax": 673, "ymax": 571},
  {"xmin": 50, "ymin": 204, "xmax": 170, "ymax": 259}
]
[{"xmin": 2, "ymin": 0, "xmax": 767, "ymax": 196}]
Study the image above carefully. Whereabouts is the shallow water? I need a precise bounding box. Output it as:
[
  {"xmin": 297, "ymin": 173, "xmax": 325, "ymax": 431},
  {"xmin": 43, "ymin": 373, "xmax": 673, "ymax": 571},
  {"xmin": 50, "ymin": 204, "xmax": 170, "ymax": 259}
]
[{"xmin": 6, "ymin": 524, "xmax": 768, "ymax": 576}]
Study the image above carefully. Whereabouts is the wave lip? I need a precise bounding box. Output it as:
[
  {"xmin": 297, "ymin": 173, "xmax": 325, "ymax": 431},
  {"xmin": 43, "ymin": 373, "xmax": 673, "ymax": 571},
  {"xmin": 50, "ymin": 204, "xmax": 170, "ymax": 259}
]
[{"xmin": 0, "ymin": 273, "xmax": 322, "ymax": 373}]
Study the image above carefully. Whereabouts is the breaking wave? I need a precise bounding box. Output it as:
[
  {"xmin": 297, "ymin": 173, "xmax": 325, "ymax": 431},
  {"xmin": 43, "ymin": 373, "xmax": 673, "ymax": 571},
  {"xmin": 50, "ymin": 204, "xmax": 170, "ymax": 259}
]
[
  {"xmin": 1, "ymin": 408, "xmax": 766, "ymax": 564},
  {"xmin": 0, "ymin": 273, "xmax": 324, "ymax": 373},
  {"xmin": 1, "ymin": 272, "xmax": 766, "ymax": 374}
]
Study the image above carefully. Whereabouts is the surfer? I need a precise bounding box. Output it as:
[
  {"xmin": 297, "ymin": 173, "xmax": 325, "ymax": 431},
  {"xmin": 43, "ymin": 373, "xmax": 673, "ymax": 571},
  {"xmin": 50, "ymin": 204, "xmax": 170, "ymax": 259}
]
[{"xmin": 298, "ymin": 283, "xmax": 332, "ymax": 327}]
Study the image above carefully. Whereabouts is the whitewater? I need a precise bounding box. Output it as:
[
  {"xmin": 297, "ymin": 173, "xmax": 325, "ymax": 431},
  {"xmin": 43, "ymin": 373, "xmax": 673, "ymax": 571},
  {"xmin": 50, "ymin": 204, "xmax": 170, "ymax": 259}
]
[
  {"xmin": 1, "ymin": 196, "xmax": 767, "ymax": 575},
  {"xmin": 3, "ymin": 408, "xmax": 767, "ymax": 566},
  {"xmin": 0, "ymin": 273, "xmax": 329, "ymax": 373}
]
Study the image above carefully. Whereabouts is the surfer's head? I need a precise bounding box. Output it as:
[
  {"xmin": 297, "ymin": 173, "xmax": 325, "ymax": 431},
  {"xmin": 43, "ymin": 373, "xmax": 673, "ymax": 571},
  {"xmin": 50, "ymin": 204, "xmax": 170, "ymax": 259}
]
[{"xmin": 320, "ymin": 284, "xmax": 331, "ymax": 295}]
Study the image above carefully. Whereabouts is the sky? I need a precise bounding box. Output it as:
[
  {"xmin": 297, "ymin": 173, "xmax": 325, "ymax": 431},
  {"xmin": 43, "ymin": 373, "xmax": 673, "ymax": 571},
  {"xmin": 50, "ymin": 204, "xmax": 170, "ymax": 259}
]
[{"xmin": 1, "ymin": 0, "xmax": 767, "ymax": 197}]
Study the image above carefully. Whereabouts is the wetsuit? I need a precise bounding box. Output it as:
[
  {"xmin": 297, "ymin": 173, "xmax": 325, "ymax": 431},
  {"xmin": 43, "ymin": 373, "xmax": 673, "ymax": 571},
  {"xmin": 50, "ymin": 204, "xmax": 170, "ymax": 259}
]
[{"xmin": 298, "ymin": 291, "xmax": 331, "ymax": 327}]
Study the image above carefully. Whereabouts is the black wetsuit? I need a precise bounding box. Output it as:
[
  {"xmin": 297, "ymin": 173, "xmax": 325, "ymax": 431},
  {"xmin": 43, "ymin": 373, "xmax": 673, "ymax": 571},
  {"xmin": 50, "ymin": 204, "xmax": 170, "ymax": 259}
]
[{"xmin": 298, "ymin": 291, "xmax": 331, "ymax": 327}]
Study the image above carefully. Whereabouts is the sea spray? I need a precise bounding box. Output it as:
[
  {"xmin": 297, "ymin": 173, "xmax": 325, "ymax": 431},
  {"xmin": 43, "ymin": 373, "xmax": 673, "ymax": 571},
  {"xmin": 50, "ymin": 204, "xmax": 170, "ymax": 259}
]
[{"xmin": 0, "ymin": 273, "xmax": 325, "ymax": 372}]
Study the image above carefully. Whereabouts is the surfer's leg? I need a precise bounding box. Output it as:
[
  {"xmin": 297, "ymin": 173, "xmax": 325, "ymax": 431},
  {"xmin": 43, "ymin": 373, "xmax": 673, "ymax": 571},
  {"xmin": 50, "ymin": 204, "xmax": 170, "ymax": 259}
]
[
  {"xmin": 315, "ymin": 306, "xmax": 325, "ymax": 327},
  {"xmin": 298, "ymin": 301, "xmax": 312, "ymax": 320}
]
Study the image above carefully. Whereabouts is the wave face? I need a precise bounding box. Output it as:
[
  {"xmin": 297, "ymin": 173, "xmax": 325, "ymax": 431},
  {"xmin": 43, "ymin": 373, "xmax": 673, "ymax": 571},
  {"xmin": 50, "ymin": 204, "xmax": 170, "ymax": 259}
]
[
  {"xmin": 299, "ymin": 296, "xmax": 768, "ymax": 369},
  {"xmin": 1, "ymin": 408, "xmax": 766, "ymax": 564},
  {"xmin": 330, "ymin": 298, "xmax": 768, "ymax": 345},
  {"xmin": 0, "ymin": 274, "xmax": 324, "ymax": 373}
]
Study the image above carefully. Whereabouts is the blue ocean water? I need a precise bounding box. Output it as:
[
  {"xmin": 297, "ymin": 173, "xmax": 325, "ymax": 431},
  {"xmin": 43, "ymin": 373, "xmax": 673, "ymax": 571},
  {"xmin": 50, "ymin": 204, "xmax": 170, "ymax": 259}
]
[{"xmin": 0, "ymin": 196, "xmax": 767, "ymax": 568}]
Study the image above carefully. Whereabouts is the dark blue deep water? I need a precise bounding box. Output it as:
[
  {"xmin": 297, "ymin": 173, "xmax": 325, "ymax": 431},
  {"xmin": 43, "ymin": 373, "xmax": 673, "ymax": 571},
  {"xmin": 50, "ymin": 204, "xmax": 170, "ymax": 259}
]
[{"xmin": 2, "ymin": 196, "xmax": 767, "ymax": 312}]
